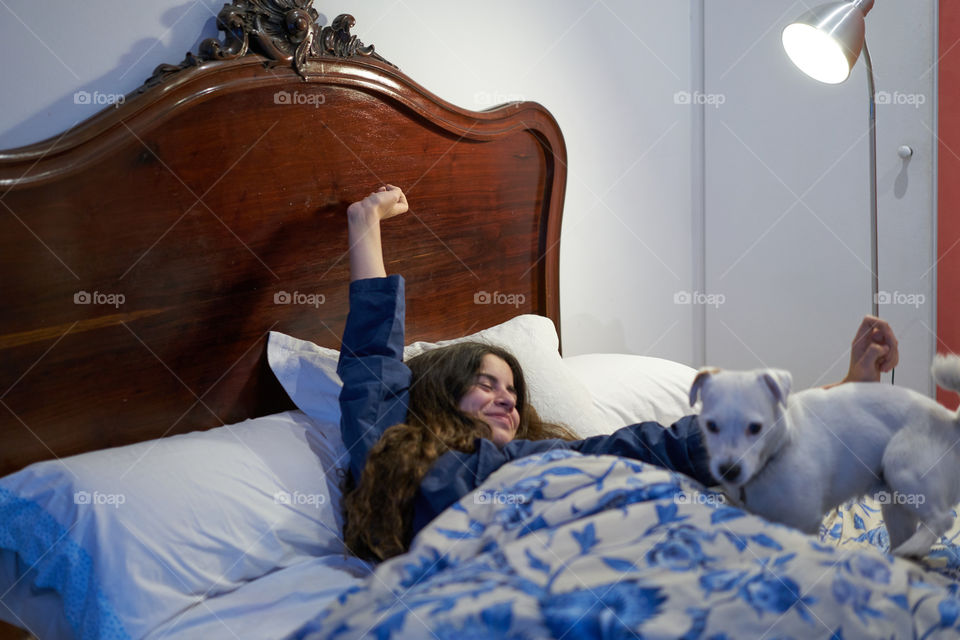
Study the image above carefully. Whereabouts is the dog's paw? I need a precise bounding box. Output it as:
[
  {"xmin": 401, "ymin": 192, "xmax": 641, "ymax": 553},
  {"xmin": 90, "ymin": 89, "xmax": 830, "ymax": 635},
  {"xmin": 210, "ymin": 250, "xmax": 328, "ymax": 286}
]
[{"xmin": 892, "ymin": 529, "xmax": 937, "ymax": 558}]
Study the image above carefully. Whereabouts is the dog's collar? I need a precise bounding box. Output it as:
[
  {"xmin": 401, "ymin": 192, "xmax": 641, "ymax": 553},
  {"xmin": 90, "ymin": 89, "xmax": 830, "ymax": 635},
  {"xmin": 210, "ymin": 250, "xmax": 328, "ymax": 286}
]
[{"xmin": 738, "ymin": 447, "xmax": 781, "ymax": 506}]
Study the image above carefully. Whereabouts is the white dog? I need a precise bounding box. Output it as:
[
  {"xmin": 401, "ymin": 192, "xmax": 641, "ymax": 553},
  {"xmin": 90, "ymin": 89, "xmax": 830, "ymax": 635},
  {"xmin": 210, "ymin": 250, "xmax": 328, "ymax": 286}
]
[{"xmin": 689, "ymin": 354, "xmax": 960, "ymax": 557}]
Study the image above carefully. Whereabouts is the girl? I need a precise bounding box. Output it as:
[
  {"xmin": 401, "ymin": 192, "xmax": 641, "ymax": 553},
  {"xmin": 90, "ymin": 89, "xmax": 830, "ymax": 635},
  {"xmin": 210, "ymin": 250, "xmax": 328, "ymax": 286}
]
[{"xmin": 338, "ymin": 185, "xmax": 899, "ymax": 561}]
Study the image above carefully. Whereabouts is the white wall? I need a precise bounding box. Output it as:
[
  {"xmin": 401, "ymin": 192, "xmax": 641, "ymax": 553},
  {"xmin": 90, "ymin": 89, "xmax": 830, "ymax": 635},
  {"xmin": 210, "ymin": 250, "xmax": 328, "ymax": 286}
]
[
  {"xmin": 348, "ymin": 2, "xmax": 702, "ymax": 363},
  {"xmin": 0, "ymin": 1, "xmax": 938, "ymax": 393}
]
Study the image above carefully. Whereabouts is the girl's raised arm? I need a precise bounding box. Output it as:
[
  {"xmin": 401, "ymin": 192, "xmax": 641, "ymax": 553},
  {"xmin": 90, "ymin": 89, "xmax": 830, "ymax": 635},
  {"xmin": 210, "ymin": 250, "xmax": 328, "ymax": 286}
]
[{"xmin": 346, "ymin": 185, "xmax": 408, "ymax": 281}]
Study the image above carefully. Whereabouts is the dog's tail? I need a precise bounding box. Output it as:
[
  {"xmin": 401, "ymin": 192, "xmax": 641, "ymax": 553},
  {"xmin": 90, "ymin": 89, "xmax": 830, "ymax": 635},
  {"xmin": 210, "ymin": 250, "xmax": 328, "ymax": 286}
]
[{"xmin": 932, "ymin": 354, "xmax": 960, "ymax": 412}]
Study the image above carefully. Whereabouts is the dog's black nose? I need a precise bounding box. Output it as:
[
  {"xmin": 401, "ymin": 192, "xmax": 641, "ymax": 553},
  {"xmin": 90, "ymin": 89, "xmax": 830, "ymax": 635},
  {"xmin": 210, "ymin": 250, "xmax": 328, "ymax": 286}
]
[{"xmin": 719, "ymin": 462, "xmax": 741, "ymax": 482}]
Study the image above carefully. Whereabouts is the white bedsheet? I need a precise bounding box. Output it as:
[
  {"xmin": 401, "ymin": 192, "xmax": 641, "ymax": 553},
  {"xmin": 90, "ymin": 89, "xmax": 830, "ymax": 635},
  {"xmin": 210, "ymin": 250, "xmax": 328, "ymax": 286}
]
[{"xmin": 145, "ymin": 554, "xmax": 370, "ymax": 640}]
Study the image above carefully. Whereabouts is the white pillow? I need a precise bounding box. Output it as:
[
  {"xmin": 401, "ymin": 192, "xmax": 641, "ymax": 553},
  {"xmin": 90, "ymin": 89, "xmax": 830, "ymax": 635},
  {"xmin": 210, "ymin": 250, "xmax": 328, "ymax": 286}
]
[
  {"xmin": 0, "ymin": 410, "xmax": 350, "ymax": 640},
  {"xmin": 267, "ymin": 315, "xmax": 604, "ymax": 439},
  {"xmin": 563, "ymin": 353, "xmax": 698, "ymax": 435},
  {"xmin": 268, "ymin": 330, "xmax": 341, "ymax": 424}
]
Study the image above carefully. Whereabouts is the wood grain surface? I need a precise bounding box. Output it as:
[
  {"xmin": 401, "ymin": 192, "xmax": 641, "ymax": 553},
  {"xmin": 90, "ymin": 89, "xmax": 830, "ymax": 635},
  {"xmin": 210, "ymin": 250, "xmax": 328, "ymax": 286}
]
[{"xmin": 0, "ymin": 53, "xmax": 566, "ymax": 479}]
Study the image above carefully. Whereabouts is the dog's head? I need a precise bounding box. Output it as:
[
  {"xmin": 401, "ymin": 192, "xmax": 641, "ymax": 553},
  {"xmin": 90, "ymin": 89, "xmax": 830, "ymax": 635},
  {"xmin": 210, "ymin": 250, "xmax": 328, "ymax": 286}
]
[{"xmin": 689, "ymin": 367, "xmax": 792, "ymax": 488}]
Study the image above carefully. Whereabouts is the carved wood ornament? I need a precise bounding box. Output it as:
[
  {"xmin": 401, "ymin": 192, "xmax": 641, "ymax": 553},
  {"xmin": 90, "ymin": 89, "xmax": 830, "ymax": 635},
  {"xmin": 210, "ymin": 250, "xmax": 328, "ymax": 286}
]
[{"xmin": 142, "ymin": 0, "xmax": 394, "ymax": 90}]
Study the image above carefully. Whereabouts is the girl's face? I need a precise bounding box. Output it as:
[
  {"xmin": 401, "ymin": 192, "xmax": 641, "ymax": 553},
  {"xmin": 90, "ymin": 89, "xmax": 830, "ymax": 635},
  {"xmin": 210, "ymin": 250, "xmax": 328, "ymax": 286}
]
[{"xmin": 458, "ymin": 354, "xmax": 520, "ymax": 446}]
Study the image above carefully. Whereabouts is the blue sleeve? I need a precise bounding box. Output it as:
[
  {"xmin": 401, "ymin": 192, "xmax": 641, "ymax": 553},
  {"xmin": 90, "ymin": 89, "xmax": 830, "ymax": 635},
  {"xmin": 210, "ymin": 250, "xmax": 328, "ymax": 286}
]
[
  {"xmin": 337, "ymin": 275, "xmax": 411, "ymax": 482},
  {"xmin": 412, "ymin": 415, "xmax": 714, "ymax": 534},
  {"xmin": 569, "ymin": 415, "xmax": 713, "ymax": 485}
]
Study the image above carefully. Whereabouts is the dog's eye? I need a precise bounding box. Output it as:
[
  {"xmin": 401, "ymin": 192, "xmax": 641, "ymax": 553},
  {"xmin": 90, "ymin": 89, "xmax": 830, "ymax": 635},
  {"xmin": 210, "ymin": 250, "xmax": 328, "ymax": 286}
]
[
  {"xmin": 705, "ymin": 420, "xmax": 718, "ymax": 434},
  {"xmin": 747, "ymin": 422, "xmax": 762, "ymax": 435}
]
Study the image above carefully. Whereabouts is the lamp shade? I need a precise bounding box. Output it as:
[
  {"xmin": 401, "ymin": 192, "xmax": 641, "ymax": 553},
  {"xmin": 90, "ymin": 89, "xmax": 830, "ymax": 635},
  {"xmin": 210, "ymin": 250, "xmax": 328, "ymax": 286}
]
[{"xmin": 782, "ymin": 0, "xmax": 874, "ymax": 84}]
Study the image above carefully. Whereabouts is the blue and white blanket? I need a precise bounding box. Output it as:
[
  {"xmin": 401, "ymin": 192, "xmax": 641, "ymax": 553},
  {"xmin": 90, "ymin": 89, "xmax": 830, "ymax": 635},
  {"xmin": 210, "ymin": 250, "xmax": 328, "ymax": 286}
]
[{"xmin": 293, "ymin": 451, "xmax": 960, "ymax": 639}]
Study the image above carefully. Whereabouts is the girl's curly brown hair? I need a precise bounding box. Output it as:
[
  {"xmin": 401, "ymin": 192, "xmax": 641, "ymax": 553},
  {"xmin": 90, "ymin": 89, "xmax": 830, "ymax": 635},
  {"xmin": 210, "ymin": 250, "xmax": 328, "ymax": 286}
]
[{"xmin": 342, "ymin": 341, "xmax": 578, "ymax": 561}]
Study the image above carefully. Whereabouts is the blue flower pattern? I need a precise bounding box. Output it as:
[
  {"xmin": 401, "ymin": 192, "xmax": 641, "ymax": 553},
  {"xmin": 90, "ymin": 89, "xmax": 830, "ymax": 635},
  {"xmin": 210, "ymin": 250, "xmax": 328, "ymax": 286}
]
[{"xmin": 292, "ymin": 453, "xmax": 960, "ymax": 639}]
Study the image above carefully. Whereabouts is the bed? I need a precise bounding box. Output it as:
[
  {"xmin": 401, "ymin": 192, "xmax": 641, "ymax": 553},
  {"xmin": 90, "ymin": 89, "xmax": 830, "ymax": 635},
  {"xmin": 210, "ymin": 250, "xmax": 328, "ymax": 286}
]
[{"xmin": 2, "ymin": 3, "xmax": 959, "ymax": 639}]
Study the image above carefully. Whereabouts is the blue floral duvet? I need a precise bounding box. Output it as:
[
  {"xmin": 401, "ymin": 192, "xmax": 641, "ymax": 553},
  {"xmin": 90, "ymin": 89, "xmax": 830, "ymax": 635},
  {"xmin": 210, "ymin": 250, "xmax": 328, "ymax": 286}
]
[{"xmin": 292, "ymin": 451, "xmax": 960, "ymax": 639}]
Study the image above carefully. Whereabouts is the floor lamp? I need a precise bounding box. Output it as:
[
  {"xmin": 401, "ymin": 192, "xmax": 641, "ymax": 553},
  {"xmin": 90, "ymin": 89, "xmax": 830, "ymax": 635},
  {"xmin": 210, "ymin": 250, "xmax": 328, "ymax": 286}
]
[
  {"xmin": 781, "ymin": 0, "xmax": 882, "ymax": 317},
  {"xmin": 782, "ymin": 0, "xmax": 900, "ymax": 382}
]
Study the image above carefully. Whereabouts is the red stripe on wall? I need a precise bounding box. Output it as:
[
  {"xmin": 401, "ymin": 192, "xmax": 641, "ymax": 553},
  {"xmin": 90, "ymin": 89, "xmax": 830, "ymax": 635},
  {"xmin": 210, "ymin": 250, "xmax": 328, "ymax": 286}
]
[{"xmin": 940, "ymin": 0, "xmax": 960, "ymax": 409}]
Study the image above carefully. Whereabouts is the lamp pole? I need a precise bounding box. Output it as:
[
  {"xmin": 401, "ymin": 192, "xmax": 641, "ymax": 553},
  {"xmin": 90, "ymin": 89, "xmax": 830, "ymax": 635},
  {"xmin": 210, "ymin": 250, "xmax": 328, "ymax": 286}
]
[{"xmin": 864, "ymin": 41, "xmax": 879, "ymax": 317}]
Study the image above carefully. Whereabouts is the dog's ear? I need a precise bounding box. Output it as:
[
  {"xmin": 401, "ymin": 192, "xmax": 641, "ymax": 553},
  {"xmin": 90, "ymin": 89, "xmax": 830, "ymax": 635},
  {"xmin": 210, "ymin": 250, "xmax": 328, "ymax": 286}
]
[
  {"xmin": 690, "ymin": 368, "xmax": 720, "ymax": 407},
  {"xmin": 761, "ymin": 370, "xmax": 792, "ymax": 408}
]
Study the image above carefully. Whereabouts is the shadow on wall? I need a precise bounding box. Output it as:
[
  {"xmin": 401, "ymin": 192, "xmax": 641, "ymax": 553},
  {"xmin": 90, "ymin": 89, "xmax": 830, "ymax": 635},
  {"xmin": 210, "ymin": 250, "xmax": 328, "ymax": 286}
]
[
  {"xmin": 893, "ymin": 151, "xmax": 911, "ymax": 199},
  {"xmin": 0, "ymin": 3, "xmax": 226, "ymax": 150},
  {"xmin": 563, "ymin": 313, "xmax": 628, "ymax": 357}
]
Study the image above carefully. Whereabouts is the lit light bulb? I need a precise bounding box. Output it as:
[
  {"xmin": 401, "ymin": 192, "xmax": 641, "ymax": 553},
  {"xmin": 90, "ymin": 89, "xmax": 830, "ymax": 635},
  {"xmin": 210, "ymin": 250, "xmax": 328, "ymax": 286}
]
[{"xmin": 782, "ymin": 22, "xmax": 852, "ymax": 84}]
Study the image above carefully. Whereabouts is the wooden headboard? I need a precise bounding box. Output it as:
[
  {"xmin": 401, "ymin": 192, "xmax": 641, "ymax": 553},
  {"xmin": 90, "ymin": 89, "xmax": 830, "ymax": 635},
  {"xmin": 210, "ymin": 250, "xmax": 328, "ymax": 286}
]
[{"xmin": 0, "ymin": 4, "xmax": 566, "ymax": 478}]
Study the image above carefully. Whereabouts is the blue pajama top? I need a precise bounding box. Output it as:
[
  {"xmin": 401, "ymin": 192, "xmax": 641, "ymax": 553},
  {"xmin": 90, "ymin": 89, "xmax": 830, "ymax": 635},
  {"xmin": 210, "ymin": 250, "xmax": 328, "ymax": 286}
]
[{"xmin": 337, "ymin": 275, "xmax": 715, "ymax": 537}]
